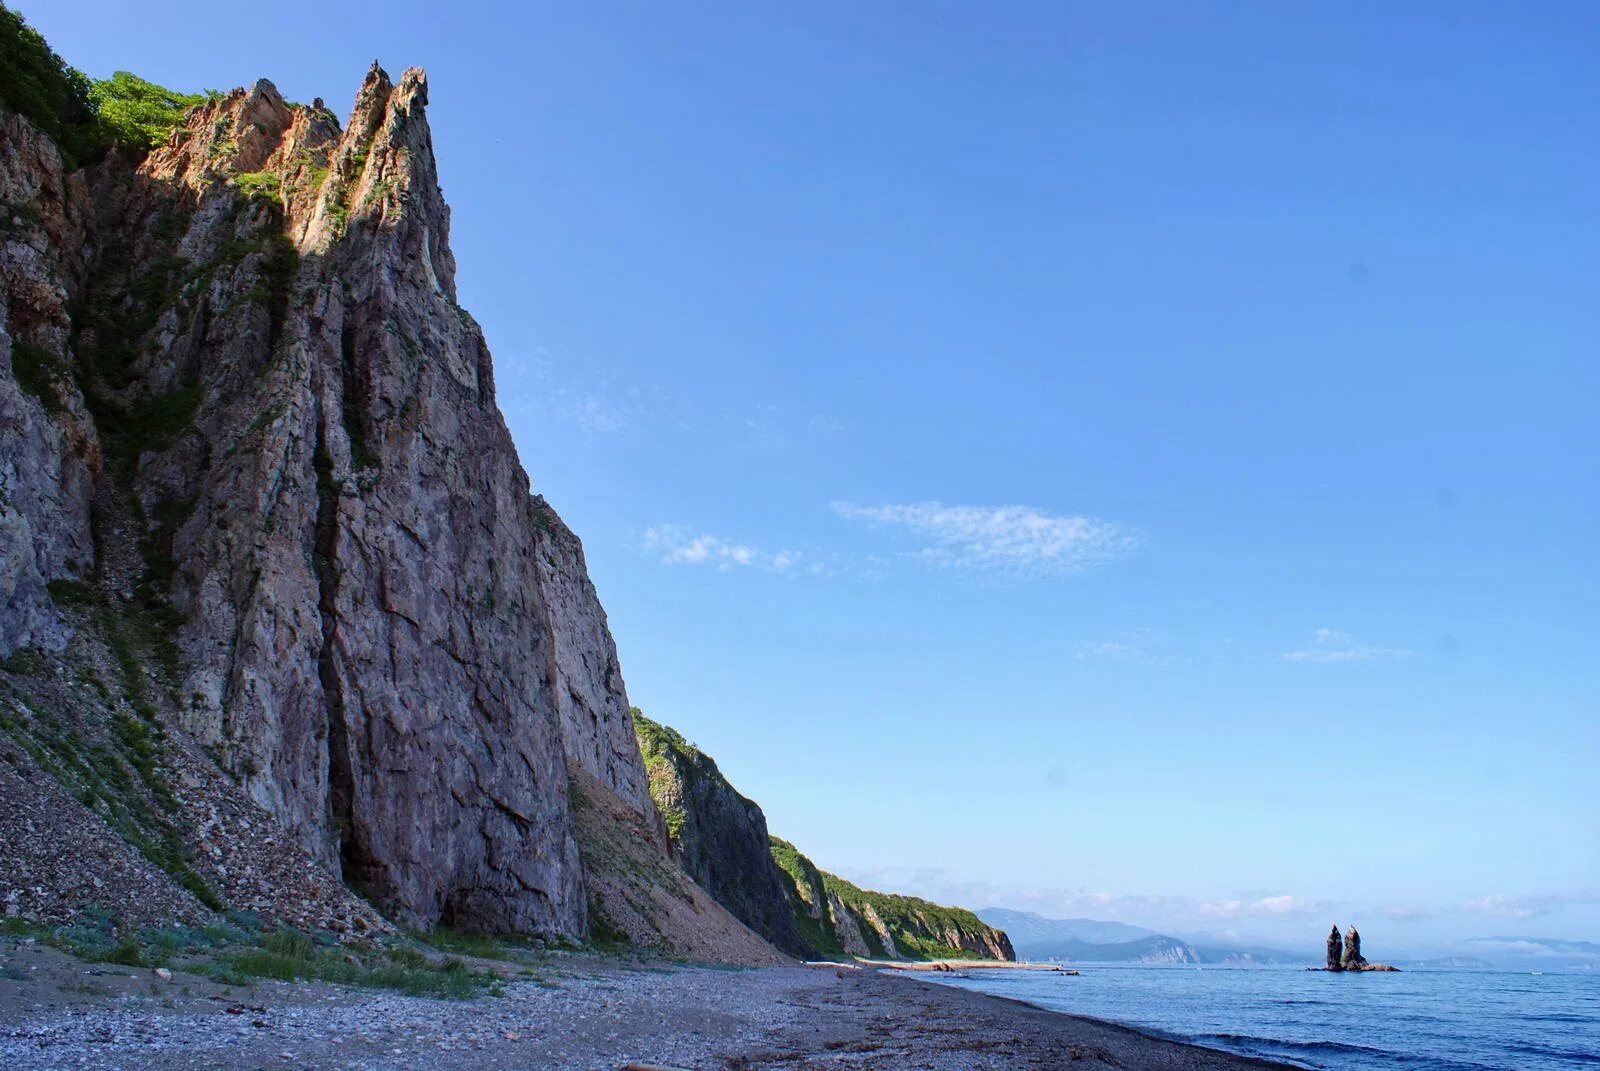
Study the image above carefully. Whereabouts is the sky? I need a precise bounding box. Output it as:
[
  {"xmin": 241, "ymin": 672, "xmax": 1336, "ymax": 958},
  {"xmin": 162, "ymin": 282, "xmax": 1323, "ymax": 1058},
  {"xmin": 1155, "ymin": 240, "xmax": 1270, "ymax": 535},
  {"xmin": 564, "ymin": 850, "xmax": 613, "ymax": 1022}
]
[{"xmin": 29, "ymin": 1, "xmax": 1598, "ymax": 950}]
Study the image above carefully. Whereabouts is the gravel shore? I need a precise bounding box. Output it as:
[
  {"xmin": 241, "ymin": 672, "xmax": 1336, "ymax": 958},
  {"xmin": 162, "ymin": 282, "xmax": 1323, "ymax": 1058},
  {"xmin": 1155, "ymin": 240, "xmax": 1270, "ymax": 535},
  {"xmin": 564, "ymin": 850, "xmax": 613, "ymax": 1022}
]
[{"xmin": 1, "ymin": 941, "xmax": 1293, "ymax": 1070}]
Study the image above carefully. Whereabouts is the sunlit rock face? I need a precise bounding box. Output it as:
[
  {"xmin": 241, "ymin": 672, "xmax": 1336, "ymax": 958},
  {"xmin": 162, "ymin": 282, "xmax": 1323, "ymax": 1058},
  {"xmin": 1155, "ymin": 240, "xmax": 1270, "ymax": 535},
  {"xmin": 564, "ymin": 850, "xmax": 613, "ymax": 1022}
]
[{"xmin": 1, "ymin": 65, "xmax": 667, "ymax": 940}]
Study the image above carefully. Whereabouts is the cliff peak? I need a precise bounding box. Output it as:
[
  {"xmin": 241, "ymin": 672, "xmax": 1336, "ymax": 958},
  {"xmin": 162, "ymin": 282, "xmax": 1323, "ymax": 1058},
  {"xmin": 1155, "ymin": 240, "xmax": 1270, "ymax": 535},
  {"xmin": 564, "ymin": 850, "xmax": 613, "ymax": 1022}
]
[{"xmin": 0, "ymin": 58, "xmax": 688, "ymax": 948}]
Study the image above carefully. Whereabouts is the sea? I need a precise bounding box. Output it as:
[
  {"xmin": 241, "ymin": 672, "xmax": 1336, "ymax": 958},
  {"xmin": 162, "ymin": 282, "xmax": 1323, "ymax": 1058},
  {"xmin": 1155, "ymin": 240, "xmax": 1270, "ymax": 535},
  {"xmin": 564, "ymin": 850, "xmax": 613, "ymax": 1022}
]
[{"xmin": 926, "ymin": 964, "xmax": 1599, "ymax": 1070}]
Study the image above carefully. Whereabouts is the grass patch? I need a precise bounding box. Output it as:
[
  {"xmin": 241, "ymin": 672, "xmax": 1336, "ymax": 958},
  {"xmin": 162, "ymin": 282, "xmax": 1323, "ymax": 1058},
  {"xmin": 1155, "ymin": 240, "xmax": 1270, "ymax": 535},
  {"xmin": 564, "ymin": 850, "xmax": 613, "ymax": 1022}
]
[
  {"xmin": 46, "ymin": 578, "xmax": 98, "ymax": 605},
  {"xmin": 209, "ymin": 928, "xmax": 501, "ymax": 998},
  {"xmin": 123, "ymin": 384, "xmax": 201, "ymax": 457},
  {"xmin": 1, "ymin": 916, "xmax": 501, "ymax": 1000},
  {"xmin": 232, "ymin": 171, "xmax": 281, "ymax": 203},
  {"xmin": 9, "ymin": 340, "xmax": 71, "ymax": 414},
  {"xmin": 0, "ymin": 647, "xmax": 50, "ymax": 676}
]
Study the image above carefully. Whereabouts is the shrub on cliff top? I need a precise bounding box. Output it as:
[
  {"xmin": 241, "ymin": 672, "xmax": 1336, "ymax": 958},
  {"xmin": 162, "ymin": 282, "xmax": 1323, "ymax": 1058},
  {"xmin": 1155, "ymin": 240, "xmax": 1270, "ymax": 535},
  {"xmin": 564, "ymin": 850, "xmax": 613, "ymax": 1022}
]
[
  {"xmin": 0, "ymin": 4, "xmax": 100, "ymax": 163},
  {"xmin": 89, "ymin": 71, "xmax": 206, "ymax": 150},
  {"xmin": 0, "ymin": 6, "xmax": 205, "ymax": 161}
]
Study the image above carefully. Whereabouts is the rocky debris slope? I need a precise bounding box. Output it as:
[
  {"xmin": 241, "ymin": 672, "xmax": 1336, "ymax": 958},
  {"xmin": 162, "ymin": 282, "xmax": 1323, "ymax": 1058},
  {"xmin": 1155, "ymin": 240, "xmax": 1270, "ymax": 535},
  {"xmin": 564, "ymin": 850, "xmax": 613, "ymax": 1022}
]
[
  {"xmin": 0, "ymin": 51, "xmax": 742, "ymax": 954},
  {"xmin": 632, "ymin": 713, "xmax": 1012, "ymax": 962},
  {"xmin": 568, "ymin": 766, "xmax": 784, "ymax": 966}
]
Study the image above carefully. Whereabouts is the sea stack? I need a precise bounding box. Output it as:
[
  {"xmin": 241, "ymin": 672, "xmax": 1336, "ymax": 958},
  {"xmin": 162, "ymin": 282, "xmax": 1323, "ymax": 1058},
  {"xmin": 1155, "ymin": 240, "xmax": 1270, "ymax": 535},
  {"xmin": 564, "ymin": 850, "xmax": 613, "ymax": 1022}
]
[
  {"xmin": 1343, "ymin": 925, "xmax": 1367, "ymax": 970},
  {"xmin": 1326, "ymin": 925, "xmax": 1345, "ymax": 971}
]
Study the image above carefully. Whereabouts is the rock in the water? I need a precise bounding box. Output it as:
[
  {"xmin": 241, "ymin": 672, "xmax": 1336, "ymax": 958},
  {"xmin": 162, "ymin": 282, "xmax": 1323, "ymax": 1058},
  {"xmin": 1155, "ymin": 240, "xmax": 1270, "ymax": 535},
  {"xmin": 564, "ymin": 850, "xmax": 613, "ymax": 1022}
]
[
  {"xmin": 1326, "ymin": 924, "xmax": 1344, "ymax": 971},
  {"xmin": 1343, "ymin": 925, "xmax": 1367, "ymax": 970}
]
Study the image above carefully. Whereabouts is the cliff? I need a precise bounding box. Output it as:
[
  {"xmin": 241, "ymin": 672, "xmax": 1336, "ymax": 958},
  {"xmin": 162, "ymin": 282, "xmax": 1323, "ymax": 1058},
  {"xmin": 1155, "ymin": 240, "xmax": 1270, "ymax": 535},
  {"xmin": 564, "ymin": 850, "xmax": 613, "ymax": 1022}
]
[
  {"xmin": 632, "ymin": 713, "xmax": 1012, "ymax": 962},
  {"xmin": 0, "ymin": 16, "xmax": 771, "ymax": 959},
  {"xmin": 769, "ymin": 838, "xmax": 1016, "ymax": 962},
  {"xmin": 633, "ymin": 712, "xmax": 808, "ymax": 956}
]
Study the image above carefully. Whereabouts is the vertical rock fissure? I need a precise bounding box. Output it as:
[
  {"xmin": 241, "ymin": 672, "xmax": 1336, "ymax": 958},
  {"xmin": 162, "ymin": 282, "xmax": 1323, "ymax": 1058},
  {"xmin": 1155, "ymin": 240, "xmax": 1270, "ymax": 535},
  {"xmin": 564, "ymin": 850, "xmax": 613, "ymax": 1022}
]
[
  {"xmin": 338, "ymin": 316, "xmax": 373, "ymax": 471},
  {"xmin": 311, "ymin": 412, "xmax": 357, "ymax": 883}
]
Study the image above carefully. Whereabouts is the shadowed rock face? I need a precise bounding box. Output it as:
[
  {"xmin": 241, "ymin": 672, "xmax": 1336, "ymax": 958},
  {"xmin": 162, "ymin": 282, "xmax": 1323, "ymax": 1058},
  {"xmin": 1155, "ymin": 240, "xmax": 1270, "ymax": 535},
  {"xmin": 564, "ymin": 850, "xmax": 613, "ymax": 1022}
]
[
  {"xmin": 0, "ymin": 66, "xmax": 666, "ymax": 940},
  {"xmin": 633, "ymin": 712, "xmax": 808, "ymax": 957},
  {"xmin": 770, "ymin": 836, "xmax": 1016, "ymax": 962},
  {"xmin": 1343, "ymin": 925, "xmax": 1366, "ymax": 970},
  {"xmin": 629, "ymin": 711, "xmax": 1013, "ymax": 963},
  {"xmin": 1327, "ymin": 925, "xmax": 1344, "ymax": 971}
]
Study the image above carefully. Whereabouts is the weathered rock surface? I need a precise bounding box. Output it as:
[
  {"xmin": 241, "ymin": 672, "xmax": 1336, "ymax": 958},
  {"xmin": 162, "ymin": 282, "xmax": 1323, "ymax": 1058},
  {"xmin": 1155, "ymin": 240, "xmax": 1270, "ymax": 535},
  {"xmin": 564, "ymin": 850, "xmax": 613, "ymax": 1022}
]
[
  {"xmin": 1313, "ymin": 923, "xmax": 1398, "ymax": 972},
  {"xmin": 0, "ymin": 65, "xmax": 696, "ymax": 947},
  {"xmin": 633, "ymin": 712, "xmax": 807, "ymax": 956},
  {"xmin": 568, "ymin": 767, "xmax": 784, "ymax": 966},
  {"xmin": 1342, "ymin": 925, "xmax": 1366, "ymax": 970},
  {"xmin": 770, "ymin": 837, "xmax": 1016, "ymax": 962},
  {"xmin": 0, "ymin": 109, "xmax": 96, "ymax": 659},
  {"xmin": 630, "ymin": 712, "xmax": 1012, "ymax": 962}
]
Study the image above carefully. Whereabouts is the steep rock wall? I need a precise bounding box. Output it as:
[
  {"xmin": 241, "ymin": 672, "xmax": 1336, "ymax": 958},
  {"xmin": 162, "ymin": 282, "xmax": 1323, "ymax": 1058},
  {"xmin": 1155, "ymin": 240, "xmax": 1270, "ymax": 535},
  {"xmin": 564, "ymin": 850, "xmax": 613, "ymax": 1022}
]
[
  {"xmin": 632, "ymin": 713, "xmax": 1012, "ymax": 962},
  {"xmin": 633, "ymin": 712, "xmax": 806, "ymax": 956},
  {"xmin": 769, "ymin": 837, "xmax": 1016, "ymax": 962},
  {"xmin": 0, "ymin": 65, "xmax": 667, "ymax": 941}
]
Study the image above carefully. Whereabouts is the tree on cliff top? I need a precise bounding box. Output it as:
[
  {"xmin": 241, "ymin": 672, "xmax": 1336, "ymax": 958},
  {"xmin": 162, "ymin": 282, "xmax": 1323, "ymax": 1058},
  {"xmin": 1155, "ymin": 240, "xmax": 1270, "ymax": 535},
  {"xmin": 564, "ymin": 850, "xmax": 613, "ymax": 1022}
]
[
  {"xmin": 90, "ymin": 71, "xmax": 206, "ymax": 150},
  {"xmin": 0, "ymin": 4, "xmax": 100, "ymax": 163},
  {"xmin": 1, "ymin": 5, "xmax": 206, "ymax": 161}
]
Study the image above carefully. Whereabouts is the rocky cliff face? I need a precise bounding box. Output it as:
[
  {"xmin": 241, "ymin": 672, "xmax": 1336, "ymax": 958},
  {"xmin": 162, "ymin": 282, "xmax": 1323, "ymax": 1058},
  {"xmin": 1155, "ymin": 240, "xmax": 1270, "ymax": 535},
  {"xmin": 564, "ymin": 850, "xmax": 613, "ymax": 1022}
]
[
  {"xmin": 631, "ymin": 713, "xmax": 1012, "ymax": 962},
  {"xmin": 0, "ymin": 62, "xmax": 699, "ymax": 946},
  {"xmin": 769, "ymin": 838, "xmax": 1016, "ymax": 962},
  {"xmin": 632, "ymin": 712, "xmax": 807, "ymax": 956}
]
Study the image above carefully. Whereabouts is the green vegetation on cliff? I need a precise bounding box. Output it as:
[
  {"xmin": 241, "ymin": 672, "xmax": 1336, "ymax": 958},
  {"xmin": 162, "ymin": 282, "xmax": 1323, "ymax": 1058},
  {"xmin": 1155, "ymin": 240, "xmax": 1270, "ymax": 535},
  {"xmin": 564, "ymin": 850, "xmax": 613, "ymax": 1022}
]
[
  {"xmin": 0, "ymin": 4, "xmax": 99, "ymax": 162},
  {"xmin": 633, "ymin": 711, "xmax": 1014, "ymax": 962},
  {"xmin": 632, "ymin": 710, "xmax": 809, "ymax": 957},
  {"xmin": 90, "ymin": 71, "xmax": 207, "ymax": 150},
  {"xmin": 0, "ymin": 5, "xmax": 204, "ymax": 162},
  {"xmin": 769, "ymin": 836, "xmax": 1015, "ymax": 961},
  {"xmin": 633, "ymin": 711, "xmax": 694, "ymax": 839}
]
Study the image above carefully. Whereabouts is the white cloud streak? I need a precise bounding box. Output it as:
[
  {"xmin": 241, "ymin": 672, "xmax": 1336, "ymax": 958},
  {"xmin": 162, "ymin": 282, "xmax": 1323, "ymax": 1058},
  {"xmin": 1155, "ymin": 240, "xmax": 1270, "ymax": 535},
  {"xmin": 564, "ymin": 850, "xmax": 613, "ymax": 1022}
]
[
  {"xmin": 831, "ymin": 501, "xmax": 1138, "ymax": 574},
  {"xmin": 1284, "ymin": 628, "xmax": 1410, "ymax": 663},
  {"xmin": 643, "ymin": 525, "xmax": 806, "ymax": 574},
  {"xmin": 1201, "ymin": 894, "xmax": 1313, "ymax": 919},
  {"xmin": 1462, "ymin": 891, "xmax": 1600, "ymax": 920}
]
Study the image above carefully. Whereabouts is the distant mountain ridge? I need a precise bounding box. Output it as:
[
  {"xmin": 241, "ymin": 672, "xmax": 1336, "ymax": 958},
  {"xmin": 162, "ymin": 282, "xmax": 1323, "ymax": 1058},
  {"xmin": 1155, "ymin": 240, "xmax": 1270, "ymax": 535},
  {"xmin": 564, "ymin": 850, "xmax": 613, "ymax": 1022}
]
[{"xmin": 980, "ymin": 908, "xmax": 1303, "ymax": 965}]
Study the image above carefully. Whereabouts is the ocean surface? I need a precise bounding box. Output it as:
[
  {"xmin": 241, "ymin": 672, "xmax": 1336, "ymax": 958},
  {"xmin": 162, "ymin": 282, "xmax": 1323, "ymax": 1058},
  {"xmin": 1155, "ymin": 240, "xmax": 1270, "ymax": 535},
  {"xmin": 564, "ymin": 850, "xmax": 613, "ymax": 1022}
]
[{"xmin": 927, "ymin": 964, "xmax": 1599, "ymax": 1070}]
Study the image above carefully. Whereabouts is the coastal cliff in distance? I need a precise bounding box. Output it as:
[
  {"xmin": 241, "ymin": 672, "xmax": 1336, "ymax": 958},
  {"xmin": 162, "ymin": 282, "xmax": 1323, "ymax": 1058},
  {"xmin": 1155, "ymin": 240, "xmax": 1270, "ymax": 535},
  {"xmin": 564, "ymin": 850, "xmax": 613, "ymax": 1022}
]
[
  {"xmin": 635, "ymin": 713, "xmax": 1013, "ymax": 962},
  {"xmin": 0, "ymin": 17, "xmax": 775, "ymax": 961}
]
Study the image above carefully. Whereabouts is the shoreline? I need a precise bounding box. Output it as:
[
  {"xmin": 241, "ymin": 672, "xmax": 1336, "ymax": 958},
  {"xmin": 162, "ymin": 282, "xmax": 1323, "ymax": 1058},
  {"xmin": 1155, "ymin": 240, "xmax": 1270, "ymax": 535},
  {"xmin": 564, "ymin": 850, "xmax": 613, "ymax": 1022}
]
[
  {"xmin": 813, "ymin": 956, "xmax": 1081, "ymax": 975},
  {"xmin": 0, "ymin": 940, "xmax": 1297, "ymax": 1069}
]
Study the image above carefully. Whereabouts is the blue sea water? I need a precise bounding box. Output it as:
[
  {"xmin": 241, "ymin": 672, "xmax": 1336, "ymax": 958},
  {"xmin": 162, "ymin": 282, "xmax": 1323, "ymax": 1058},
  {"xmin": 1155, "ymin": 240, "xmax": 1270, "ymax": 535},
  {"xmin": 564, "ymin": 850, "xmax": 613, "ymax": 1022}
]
[{"xmin": 927, "ymin": 965, "xmax": 1600, "ymax": 1070}]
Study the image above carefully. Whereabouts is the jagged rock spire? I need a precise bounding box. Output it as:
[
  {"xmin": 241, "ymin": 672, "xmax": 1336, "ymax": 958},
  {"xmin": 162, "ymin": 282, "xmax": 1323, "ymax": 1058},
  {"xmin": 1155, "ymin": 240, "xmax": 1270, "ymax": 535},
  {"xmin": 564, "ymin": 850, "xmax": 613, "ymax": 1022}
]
[{"xmin": 1343, "ymin": 924, "xmax": 1367, "ymax": 969}]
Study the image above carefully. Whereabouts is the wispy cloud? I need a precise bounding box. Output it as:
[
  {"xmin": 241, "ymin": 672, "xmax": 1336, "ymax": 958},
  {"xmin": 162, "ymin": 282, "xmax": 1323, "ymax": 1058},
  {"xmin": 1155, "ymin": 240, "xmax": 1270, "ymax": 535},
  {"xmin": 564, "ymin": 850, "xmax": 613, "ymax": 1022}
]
[
  {"xmin": 642, "ymin": 525, "xmax": 807, "ymax": 574},
  {"xmin": 1201, "ymin": 894, "xmax": 1314, "ymax": 919},
  {"xmin": 561, "ymin": 389, "xmax": 631, "ymax": 434},
  {"xmin": 1074, "ymin": 640, "xmax": 1144, "ymax": 659},
  {"xmin": 831, "ymin": 501, "xmax": 1138, "ymax": 574},
  {"xmin": 1284, "ymin": 628, "xmax": 1410, "ymax": 663},
  {"xmin": 1463, "ymin": 891, "xmax": 1600, "ymax": 920},
  {"xmin": 1376, "ymin": 905, "xmax": 1435, "ymax": 922},
  {"xmin": 1072, "ymin": 628, "xmax": 1172, "ymax": 663}
]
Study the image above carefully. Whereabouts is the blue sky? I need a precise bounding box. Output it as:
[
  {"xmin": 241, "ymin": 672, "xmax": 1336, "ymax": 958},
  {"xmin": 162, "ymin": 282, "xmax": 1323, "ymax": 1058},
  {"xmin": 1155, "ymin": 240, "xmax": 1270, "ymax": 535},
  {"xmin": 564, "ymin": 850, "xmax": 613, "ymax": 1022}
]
[{"xmin": 31, "ymin": 2, "xmax": 1598, "ymax": 948}]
